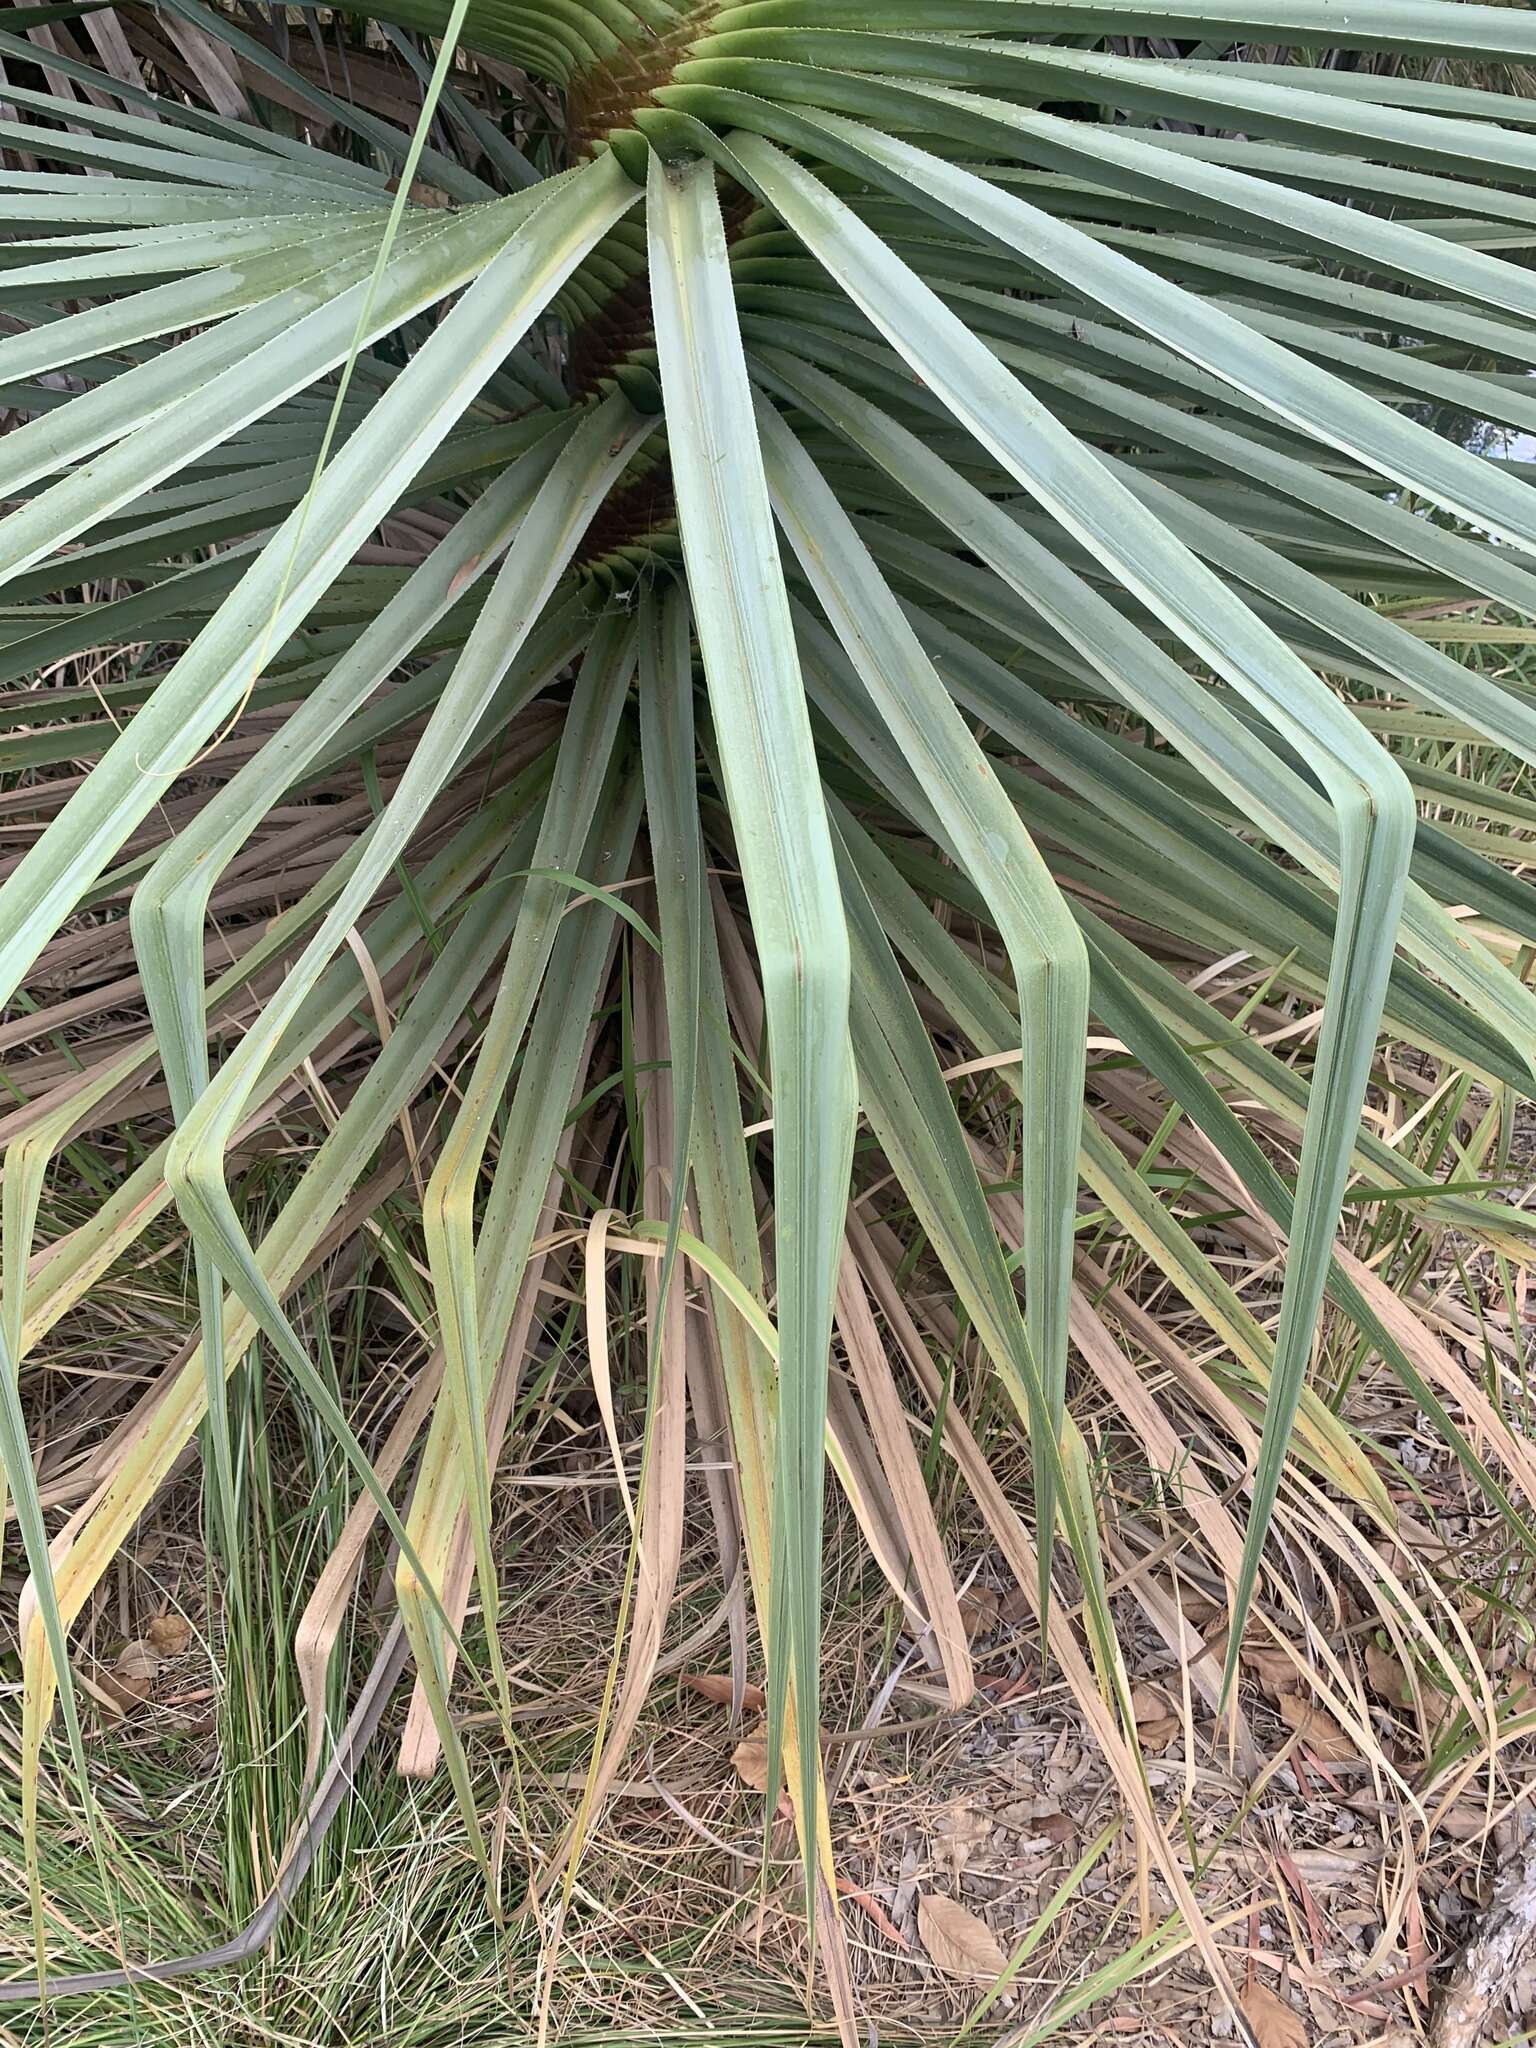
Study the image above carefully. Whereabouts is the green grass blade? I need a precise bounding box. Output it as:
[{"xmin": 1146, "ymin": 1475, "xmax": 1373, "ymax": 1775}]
[
  {"xmin": 758, "ymin": 398, "xmax": 1086, "ymax": 1610},
  {"xmin": 647, "ymin": 146, "xmax": 856, "ymax": 1911}
]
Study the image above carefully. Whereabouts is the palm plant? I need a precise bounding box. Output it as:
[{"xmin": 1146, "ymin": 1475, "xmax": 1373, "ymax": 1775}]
[{"xmin": 4, "ymin": 0, "xmax": 1536, "ymax": 2017}]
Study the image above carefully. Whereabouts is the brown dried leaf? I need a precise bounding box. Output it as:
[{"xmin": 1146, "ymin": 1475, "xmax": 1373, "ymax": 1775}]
[
  {"xmin": 1418, "ymin": 1687, "xmax": 1456, "ymax": 1744},
  {"xmin": 100, "ymin": 1638, "xmax": 161, "ymax": 1709},
  {"xmin": 975, "ymin": 1670, "xmax": 1035, "ymax": 1704},
  {"xmin": 932, "ymin": 1799, "xmax": 992, "ymax": 1876},
  {"xmin": 1287, "ymin": 1844, "xmax": 1381, "ymax": 1885},
  {"xmin": 1364, "ymin": 1640, "xmax": 1410, "ymax": 1708},
  {"xmin": 1276, "ymin": 1690, "xmax": 1355, "ymax": 1762},
  {"xmin": 146, "ymin": 1612, "xmax": 191, "ymax": 1657},
  {"xmin": 918, "ymin": 1892, "xmax": 1010, "ymax": 1986},
  {"xmin": 1180, "ymin": 1592, "xmax": 1224, "ymax": 1631},
  {"xmin": 1436, "ymin": 1802, "xmax": 1489, "ymax": 1844},
  {"xmin": 684, "ymin": 1672, "xmax": 767, "ymax": 1714},
  {"xmin": 731, "ymin": 1737, "xmax": 770, "ymax": 1792},
  {"xmin": 1130, "ymin": 1682, "xmax": 1182, "ymax": 1749},
  {"xmin": 958, "ymin": 1585, "xmax": 1000, "ymax": 1641},
  {"xmin": 836, "ymin": 1873, "xmax": 910, "ymax": 1950},
  {"xmin": 1246, "ymin": 1643, "xmax": 1303, "ymax": 1697},
  {"xmin": 1240, "ymin": 1980, "xmax": 1308, "ymax": 2048},
  {"xmin": 1137, "ymin": 1712, "xmax": 1182, "ymax": 1752},
  {"xmin": 1001, "ymin": 1802, "xmax": 1077, "ymax": 1846}
]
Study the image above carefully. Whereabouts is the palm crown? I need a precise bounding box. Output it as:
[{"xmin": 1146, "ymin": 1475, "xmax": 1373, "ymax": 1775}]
[{"xmin": 4, "ymin": 0, "xmax": 1536, "ymax": 2011}]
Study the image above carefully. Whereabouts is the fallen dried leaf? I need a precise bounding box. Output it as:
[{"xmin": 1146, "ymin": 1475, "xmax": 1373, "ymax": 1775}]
[
  {"xmin": 1000, "ymin": 1801, "xmax": 1077, "ymax": 1845},
  {"xmin": 932, "ymin": 1798, "xmax": 992, "ymax": 1876},
  {"xmin": 836, "ymin": 1873, "xmax": 910, "ymax": 1949},
  {"xmin": 1131, "ymin": 1682, "xmax": 1182, "ymax": 1749},
  {"xmin": 1132, "ymin": 1680, "xmax": 1173, "ymax": 1723},
  {"xmin": 958, "ymin": 1585, "xmax": 1000, "ymax": 1641},
  {"xmin": 99, "ymin": 1638, "xmax": 161, "ymax": 1710},
  {"xmin": 146, "ymin": 1612, "xmax": 191, "ymax": 1658},
  {"xmin": 1287, "ymin": 1844, "xmax": 1382, "ymax": 1885},
  {"xmin": 684, "ymin": 1671, "xmax": 767, "ymax": 1714},
  {"xmin": 1436, "ymin": 1802, "xmax": 1489, "ymax": 1845},
  {"xmin": 1276, "ymin": 1690, "xmax": 1355, "ymax": 1762},
  {"xmin": 1246, "ymin": 1643, "xmax": 1304, "ymax": 1697},
  {"xmin": 118, "ymin": 1639, "xmax": 158, "ymax": 1681},
  {"xmin": 731, "ymin": 1736, "xmax": 770, "ymax": 1792},
  {"xmin": 1180, "ymin": 1592, "xmax": 1225, "ymax": 1631},
  {"xmin": 1240, "ymin": 1980, "xmax": 1308, "ymax": 2048},
  {"xmin": 1419, "ymin": 1686, "xmax": 1456, "ymax": 1743},
  {"xmin": 1364, "ymin": 1641, "xmax": 1410, "ymax": 1708},
  {"xmin": 975, "ymin": 1668, "xmax": 1036, "ymax": 1703},
  {"xmin": 918, "ymin": 1891, "xmax": 1010, "ymax": 1986},
  {"xmin": 1137, "ymin": 1712, "xmax": 1182, "ymax": 1752}
]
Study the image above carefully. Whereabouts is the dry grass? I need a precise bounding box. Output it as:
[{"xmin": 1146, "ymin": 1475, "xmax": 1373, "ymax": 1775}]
[{"xmin": 6, "ymin": 1100, "xmax": 1534, "ymax": 2048}]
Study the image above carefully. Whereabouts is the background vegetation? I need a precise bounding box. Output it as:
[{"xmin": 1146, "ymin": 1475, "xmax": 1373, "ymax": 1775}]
[{"xmin": 3, "ymin": 2, "xmax": 1536, "ymax": 2039}]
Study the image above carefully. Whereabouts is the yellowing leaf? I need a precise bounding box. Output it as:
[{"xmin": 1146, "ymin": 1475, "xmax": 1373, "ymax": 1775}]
[
  {"xmin": 1240, "ymin": 1980, "xmax": 1308, "ymax": 2048},
  {"xmin": 918, "ymin": 1891, "xmax": 1009, "ymax": 1986}
]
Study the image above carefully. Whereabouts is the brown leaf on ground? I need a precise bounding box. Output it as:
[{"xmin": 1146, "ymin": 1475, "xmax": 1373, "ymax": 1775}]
[
  {"xmin": 932, "ymin": 1798, "xmax": 992, "ymax": 1875},
  {"xmin": 1131, "ymin": 1680, "xmax": 1171, "ymax": 1722},
  {"xmin": 998, "ymin": 1797, "xmax": 1077, "ymax": 1844},
  {"xmin": 100, "ymin": 1638, "xmax": 160, "ymax": 1710},
  {"xmin": 1131, "ymin": 1682, "xmax": 1182, "ymax": 1750},
  {"xmin": 918, "ymin": 1892, "xmax": 1010, "ymax": 1985},
  {"xmin": 1180, "ymin": 1592, "xmax": 1225, "ymax": 1631},
  {"xmin": 1277, "ymin": 1690, "xmax": 1355, "ymax": 1761},
  {"xmin": 1365, "ymin": 1640, "xmax": 1411, "ymax": 1707},
  {"xmin": 975, "ymin": 1669, "xmax": 1035, "ymax": 1704},
  {"xmin": 731, "ymin": 1737, "xmax": 770, "ymax": 1791},
  {"xmin": 1240, "ymin": 1979, "xmax": 1309, "ymax": 2048},
  {"xmin": 1137, "ymin": 1712, "xmax": 1182, "ymax": 1751},
  {"xmin": 684, "ymin": 1671, "xmax": 767, "ymax": 1714},
  {"xmin": 836, "ymin": 1873, "xmax": 910, "ymax": 1949},
  {"xmin": 146, "ymin": 1612, "xmax": 191, "ymax": 1657},
  {"xmin": 1437, "ymin": 1803, "xmax": 1491, "ymax": 1844},
  {"xmin": 958, "ymin": 1585, "xmax": 1000, "ymax": 1641},
  {"xmin": 1246, "ymin": 1643, "xmax": 1304, "ymax": 1697}
]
